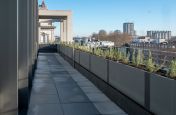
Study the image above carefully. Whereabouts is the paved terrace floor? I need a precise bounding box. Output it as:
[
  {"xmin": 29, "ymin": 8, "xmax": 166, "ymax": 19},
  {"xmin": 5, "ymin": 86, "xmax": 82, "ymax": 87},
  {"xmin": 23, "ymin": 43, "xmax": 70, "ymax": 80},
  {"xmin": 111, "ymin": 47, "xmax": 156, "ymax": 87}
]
[{"xmin": 27, "ymin": 53, "xmax": 127, "ymax": 115}]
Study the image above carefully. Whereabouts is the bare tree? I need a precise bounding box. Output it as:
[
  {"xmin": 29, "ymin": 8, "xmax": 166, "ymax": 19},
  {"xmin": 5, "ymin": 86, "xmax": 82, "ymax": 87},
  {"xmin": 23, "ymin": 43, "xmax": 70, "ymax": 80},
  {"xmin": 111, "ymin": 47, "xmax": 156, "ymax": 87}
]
[
  {"xmin": 91, "ymin": 30, "xmax": 132, "ymax": 46},
  {"xmin": 99, "ymin": 30, "xmax": 107, "ymax": 36},
  {"xmin": 91, "ymin": 32, "xmax": 98, "ymax": 40}
]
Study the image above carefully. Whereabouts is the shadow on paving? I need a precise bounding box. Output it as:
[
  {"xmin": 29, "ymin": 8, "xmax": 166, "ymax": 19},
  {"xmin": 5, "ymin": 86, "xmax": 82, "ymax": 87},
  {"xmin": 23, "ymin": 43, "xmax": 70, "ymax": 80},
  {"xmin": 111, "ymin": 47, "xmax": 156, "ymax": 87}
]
[{"xmin": 27, "ymin": 53, "xmax": 127, "ymax": 115}]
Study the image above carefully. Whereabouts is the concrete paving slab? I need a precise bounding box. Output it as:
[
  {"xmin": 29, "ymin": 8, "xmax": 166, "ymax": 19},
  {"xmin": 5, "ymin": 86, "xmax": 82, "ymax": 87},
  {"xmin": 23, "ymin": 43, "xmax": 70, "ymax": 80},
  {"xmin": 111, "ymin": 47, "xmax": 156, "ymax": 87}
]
[
  {"xmin": 28, "ymin": 53, "xmax": 127, "ymax": 115},
  {"xmin": 94, "ymin": 102, "xmax": 126, "ymax": 114},
  {"xmin": 29, "ymin": 94, "xmax": 60, "ymax": 104},
  {"xmin": 63, "ymin": 103, "xmax": 100, "ymax": 115},
  {"xmin": 86, "ymin": 93, "xmax": 111, "ymax": 102},
  {"xmin": 28, "ymin": 104, "xmax": 63, "ymax": 115}
]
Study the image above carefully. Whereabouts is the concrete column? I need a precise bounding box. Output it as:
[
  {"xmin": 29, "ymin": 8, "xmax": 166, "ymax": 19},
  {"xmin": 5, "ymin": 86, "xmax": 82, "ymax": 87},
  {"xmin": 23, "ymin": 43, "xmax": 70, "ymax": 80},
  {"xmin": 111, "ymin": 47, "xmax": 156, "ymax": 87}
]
[
  {"xmin": 0, "ymin": 0, "xmax": 38, "ymax": 114},
  {"xmin": 60, "ymin": 20, "xmax": 64, "ymax": 42},
  {"xmin": 0, "ymin": 0, "xmax": 18, "ymax": 113},
  {"xmin": 52, "ymin": 29, "xmax": 55, "ymax": 42},
  {"xmin": 28, "ymin": 0, "xmax": 33, "ymax": 89},
  {"xmin": 31, "ymin": 0, "xmax": 34, "ymax": 66},
  {"xmin": 63, "ymin": 19, "xmax": 67, "ymax": 42},
  {"xmin": 18, "ymin": 0, "xmax": 29, "ymax": 113},
  {"xmin": 32, "ymin": 0, "xmax": 36, "ymax": 65},
  {"xmin": 66, "ymin": 14, "xmax": 73, "ymax": 42},
  {"xmin": 33, "ymin": 0, "xmax": 38, "ymax": 60},
  {"xmin": 38, "ymin": 23, "xmax": 41, "ymax": 44},
  {"xmin": 35, "ymin": 0, "xmax": 38, "ymax": 58}
]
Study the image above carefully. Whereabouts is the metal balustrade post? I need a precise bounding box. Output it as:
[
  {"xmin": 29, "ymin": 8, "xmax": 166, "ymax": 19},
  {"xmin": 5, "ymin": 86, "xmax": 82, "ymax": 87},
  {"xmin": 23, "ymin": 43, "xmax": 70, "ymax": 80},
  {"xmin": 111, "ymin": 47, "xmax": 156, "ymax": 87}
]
[{"xmin": 73, "ymin": 47, "xmax": 75, "ymax": 67}]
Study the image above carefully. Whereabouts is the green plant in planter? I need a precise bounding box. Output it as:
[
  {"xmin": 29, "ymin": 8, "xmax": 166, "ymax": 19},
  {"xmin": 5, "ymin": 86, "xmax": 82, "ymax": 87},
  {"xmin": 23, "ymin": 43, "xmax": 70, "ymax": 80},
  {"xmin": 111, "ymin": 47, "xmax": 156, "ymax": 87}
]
[
  {"xmin": 140, "ymin": 51, "xmax": 144, "ymax": 65},
  {"xmin": 113, "ymin": 49, "xmax": 120, "ymax": 61},
  {"xmin": 146, "ymin": 51, "xmax": 156, "ymax": 72},
  {"xmin": 109, "ymin": 48, "xmax": 117, "ymax": 60},
  {"xmin": 169, "ymin": 59, "xmax": 176, "ymax": 78},
  {"xmin": 79, "ymin": 45, "xmax": 90, "ymax": 52},
  {"xmin": 94, "ymin": 48, "xmax": 103, "ymax": 56},
  {"xmin": 89, "ymin": 47, "xmax": 94, "ymax": 53},
  {"xmin": 118, "ymin": 50, "xmax": 123, "ymax": 60},
  {"xmin": 115, "ymin": 51, "xmax": 119, "ymax": 61},
  {"xmin": 87, "ymin": 46, "xmax": 92, "ymax": 53},
  {"xmin": 136, "ymin": 50, "xmax": 140, "ymax": 66},
  {"xmin": 74, "ymin": 43, "xmax": 80, "ymax": 49},
  {"xmin": 103, "ymin": 50, "xmax": 110, "ymax": 58},
  {"xmin": 136, "ymin": 49, "xmax": 144, "ymax": 67},
  {"xmin": 122, "ymin": 52, "xmax": 129, "ymax": 64},
  {"xmin": 109, "ymin": 48, "xmax": 114, "ymax": 59},
  {"xmin": 132, "ymin": 50, "xmax": 136, "ymax": 65},
  {"xmin": 100, "ymin": 49, "xmax": 104, "ymax": 56}
]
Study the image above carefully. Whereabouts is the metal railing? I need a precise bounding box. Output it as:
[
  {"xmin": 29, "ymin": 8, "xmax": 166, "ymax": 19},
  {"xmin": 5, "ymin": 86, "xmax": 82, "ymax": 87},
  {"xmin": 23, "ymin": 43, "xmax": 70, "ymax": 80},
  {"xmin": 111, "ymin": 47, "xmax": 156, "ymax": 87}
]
[
  {"xmin": 130, "ymin": 43, "xmax": 176, "ymax": 51},
  {"xmin": 130, "ymin": 43, "xmax": 176, "ymax": 66}
]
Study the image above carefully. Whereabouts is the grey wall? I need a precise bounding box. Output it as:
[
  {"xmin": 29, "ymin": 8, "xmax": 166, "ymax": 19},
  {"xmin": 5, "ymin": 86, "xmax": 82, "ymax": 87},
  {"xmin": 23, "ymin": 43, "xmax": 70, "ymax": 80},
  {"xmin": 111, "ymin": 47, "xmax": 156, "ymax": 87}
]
[
  {"xmin": 109, "ymin": 61, "xmax": 145, "ymax": 106},
  {"xmin": 63, "ymin": 46, "xmax": 67, "ymax": 55},
  {"xmin": 150, "ymin": 74, "xmax": 176, "ymax": 115},
  {"xmin": 79, "ymin": 51, "xmax": 90, "ymax": 70},
  {"xmin": 74, "ymin": 50, "xmax": 80, "ymax": 63},
  {"xmin": 0, "ymin": 0, "xmax": 18, "ymax": 113},
  {"xmin": 67, "ymin": 47, "xmax": 73, "ymax": 59},
  {"xmin": 18, "ymin": 0, "xmax": 29, "ymax": 111},
  {"xmin": 90, "ymin": 55, "xmax": 108, "ymax": 82}
]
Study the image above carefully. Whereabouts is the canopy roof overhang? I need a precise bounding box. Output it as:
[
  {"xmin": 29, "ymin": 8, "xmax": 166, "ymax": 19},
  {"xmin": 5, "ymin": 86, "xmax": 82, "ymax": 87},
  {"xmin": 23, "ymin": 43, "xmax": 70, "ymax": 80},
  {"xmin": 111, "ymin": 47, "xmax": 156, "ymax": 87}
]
[{"xmin": 39, "ymin": 10, "xmax": 72, "ymax": 20}]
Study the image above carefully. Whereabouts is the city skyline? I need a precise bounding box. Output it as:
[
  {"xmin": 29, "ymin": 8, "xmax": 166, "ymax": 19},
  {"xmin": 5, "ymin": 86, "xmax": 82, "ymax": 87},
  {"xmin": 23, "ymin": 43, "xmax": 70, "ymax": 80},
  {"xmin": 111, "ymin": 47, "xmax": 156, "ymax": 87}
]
[{"xmin": 38, "ymin": 0, "xmax": 176, "ymax": 36}]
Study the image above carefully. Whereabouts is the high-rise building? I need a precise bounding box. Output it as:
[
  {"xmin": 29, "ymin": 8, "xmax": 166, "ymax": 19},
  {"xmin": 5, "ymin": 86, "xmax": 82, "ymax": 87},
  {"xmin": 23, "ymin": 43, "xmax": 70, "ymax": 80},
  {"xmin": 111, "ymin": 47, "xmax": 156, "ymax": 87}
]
[
  {"xmin": 147, "ymin": 31, "xmax": 171, "ymax": 40},
  {"xmin": 123, "ymin": 23, "xmax": 135, "ymax": 36}
]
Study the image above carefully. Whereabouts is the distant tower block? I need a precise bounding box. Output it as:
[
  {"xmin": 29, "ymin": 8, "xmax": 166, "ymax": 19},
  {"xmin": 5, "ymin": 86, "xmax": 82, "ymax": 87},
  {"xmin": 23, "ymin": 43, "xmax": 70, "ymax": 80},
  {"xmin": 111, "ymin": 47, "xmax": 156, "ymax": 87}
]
[{"xmin": 123, "ymin": 23, "xmax": 135, "ymax": 36}]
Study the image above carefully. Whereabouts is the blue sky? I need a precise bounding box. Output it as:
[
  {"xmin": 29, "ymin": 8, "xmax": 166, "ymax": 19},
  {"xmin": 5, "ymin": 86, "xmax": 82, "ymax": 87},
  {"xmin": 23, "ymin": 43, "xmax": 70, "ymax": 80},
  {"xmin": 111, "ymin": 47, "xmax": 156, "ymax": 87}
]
[{"xmin": 39, "ymin": 0, "xmax": 176, "ymax": 36}]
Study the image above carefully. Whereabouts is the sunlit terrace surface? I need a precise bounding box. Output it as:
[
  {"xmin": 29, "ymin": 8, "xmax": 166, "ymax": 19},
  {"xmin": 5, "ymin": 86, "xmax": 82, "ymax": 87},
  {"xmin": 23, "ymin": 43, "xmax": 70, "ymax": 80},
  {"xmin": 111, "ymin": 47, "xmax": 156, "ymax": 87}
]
[{"xmin": 27, "ymin": 53, "xmax": 127, "ymax": 115}]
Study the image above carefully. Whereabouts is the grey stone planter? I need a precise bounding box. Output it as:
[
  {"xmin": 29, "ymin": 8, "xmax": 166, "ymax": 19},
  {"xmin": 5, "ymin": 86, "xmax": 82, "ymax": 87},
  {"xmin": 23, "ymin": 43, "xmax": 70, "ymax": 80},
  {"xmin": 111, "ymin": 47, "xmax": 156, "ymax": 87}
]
[
  {"xmin": 64, "ymin": 46, "xmax": 69, "ymax": 56},
  {"xmin": 109, "ymin": 60, "xmax": 145, "ymax": 106},
  {"xmin": 74, "ymin": 49, "xmax": 80, "ymax": 63},
  {"xmin": 60, "ymin": 45, "xmax": 66, "ymax": 55},
  {"xmin": 90, "ymin": 55, "xmax": 108, "ymax": 82},
  {"xmin": 150, "ymin": 74, "xmax": 176, "ymax": 115},
  {"xmin": 59, "ymin": 46, "xmax": 176, "ymax": 115},
  {"xmin": 59, "ymin": 45, "xmax": 63, "ymax": 53},
  {"xmin": 109, "ymin": 60, "xmax": 176, "ymax": 115},
  {"xmin": 67, "ymin": 47, "xmax": 73, "ymax": 59},
  {"xmin": 79, "ymin": 51, "xmax": 90, "ymax": 70}
]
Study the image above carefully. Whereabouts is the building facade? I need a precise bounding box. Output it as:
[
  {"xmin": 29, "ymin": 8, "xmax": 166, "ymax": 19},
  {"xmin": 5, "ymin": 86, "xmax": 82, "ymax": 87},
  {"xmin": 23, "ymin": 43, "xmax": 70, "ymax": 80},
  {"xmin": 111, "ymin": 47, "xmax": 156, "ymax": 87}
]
[
  {"xmin": 0, "ymin": 0, "xmax": 38, "ymax": 114},
  {"xmin": 123, "ymin": 23, "xmax": 135, "ymax": 36},
  {"xmin": 0, "ymin": 0, "xmax": 73, "ymax": 114},
  {"xmin": 39, "ymin": 19, "xmax": 56, "ymax": 44},
  {"xmin": 39, "ymin": 1, "xmax": 56, "ymax": 44},
  {"xmin": 147, "ymin": 31, "xmax": 171, "ymax": 40},
  {"xmin": 38, "ymin": 0, "xmax": 73, "ymax": 43}
]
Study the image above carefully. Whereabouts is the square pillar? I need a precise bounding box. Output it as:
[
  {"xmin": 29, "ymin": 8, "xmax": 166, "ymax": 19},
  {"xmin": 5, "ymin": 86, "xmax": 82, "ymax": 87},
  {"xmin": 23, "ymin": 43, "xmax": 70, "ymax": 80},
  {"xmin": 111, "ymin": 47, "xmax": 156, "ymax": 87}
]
[
  {"xmin": 51, "ymin": 28, "xmax": 55, "ymax": 43},
  {"xmin": 38, "ymin": 23, "xmax": 41, "ymax": 44},
  {"xmin": 18, "ymin": 0, "xmax": 29, "ymax": 113},
  {"xmin": 66, "ymin": 14, "xmax": 73, "ymax": 42},
  {"xmin": 63, "ymin": 19, "xmax": 67, "ymax": 42},
  {"xmin": 60, "ymin": 20, "xmax": 64, "ymax": 42},
  {"xmin": 28, "ymin": 0, "xmax": 33, "ymax": 83},
  {"xmin": 0, "ymin": 0, "xmax": 18, "ymax": 113},
  {"xmin": 33, "ymin": 0, "xmax": 38, "ymax": 61}
]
